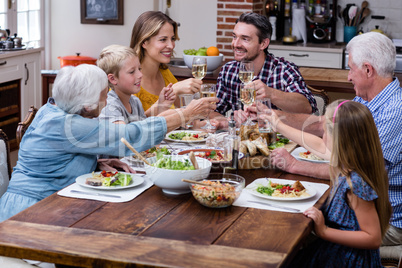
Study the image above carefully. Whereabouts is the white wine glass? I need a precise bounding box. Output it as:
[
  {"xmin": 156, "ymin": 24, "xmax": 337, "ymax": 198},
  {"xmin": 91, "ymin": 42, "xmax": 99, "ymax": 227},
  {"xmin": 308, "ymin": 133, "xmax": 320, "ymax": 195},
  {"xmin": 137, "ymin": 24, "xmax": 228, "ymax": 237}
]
[
  {"xmin": 239, "ymin": 60, "xmax": 254, "ymax": 84},
  {"xmin": 200, "ymin": 83, "xmax": 216, "ymax": 131},
  {"xmin": 239, "ymin": 82, "xmax": 256, "ymax": 126},
  {"xmin": 192, "ymin": 57, "xmax": 207, "ymax": 80}
]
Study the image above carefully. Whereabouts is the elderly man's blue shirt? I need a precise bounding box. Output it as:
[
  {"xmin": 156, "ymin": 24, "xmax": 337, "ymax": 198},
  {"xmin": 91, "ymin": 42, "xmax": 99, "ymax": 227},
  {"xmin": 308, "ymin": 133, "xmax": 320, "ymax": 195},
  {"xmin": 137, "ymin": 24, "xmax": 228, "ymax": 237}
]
[{"xmin": 354, "ymin": 78, "xmax": 402, "ymax": 228}]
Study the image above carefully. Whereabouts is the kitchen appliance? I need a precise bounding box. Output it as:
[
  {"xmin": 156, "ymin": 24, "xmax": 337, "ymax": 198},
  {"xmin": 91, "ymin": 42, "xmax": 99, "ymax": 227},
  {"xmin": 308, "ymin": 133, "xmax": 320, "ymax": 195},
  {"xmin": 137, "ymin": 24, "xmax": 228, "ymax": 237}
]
[
  {"xmin": 58, "ymin": 53, "xmax": 97, "ymax": 67},
  {"xmin": 266, "ymin": 0, "xmax": 337, "ymax": 43},
  {"xmin": 305, "ymin": 0, "xmax": 337, "ymax": 43}
]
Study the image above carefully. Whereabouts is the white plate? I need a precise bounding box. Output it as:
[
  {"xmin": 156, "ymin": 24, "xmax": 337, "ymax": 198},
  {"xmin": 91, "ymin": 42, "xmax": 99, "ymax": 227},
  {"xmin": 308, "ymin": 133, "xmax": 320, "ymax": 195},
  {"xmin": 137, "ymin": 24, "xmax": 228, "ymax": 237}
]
[
  {"xmin": 75, "ymin": 172, "xmax": 144, "ymax": 190},
  {"xmin": 246, "ymin": 178, "xmax": 316, "ymax": 201},
  {"xmin": 291, "ymin": 147, "xmax": 329, "ymax": 163},
  {"xmin": 165, "ymin": 130, "xmax": 208, "ymax": 143},
  {"xmin": 176, "ymin": 146, "xmax": 244, "ymax": 162}
]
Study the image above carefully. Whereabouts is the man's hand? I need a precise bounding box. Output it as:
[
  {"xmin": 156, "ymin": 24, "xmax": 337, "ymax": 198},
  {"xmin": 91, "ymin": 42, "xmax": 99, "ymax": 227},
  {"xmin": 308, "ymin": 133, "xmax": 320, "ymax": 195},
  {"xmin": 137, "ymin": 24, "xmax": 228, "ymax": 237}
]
[{"xmin": 270, "ymin": 148, "xmax": 299, "ymax": 173}]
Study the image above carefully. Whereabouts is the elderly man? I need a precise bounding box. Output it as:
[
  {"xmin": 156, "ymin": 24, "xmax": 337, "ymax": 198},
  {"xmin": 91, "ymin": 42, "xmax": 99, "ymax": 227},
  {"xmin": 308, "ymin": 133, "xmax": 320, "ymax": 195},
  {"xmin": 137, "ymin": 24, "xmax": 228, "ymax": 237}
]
[
  {"xmin": 210, "ymin": 12, "xmax": 317, "ymax": 128},
  {"xmin": 270, "ymin": 32, "xmax": 402, "ymax": 261}
]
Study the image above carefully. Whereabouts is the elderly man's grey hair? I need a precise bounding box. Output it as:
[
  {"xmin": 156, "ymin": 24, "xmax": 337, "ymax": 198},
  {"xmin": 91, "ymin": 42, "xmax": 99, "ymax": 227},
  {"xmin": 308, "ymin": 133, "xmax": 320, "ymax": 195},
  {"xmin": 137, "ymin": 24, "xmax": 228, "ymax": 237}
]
[
  {"xmin": 346, "ymin": 32, "xmax": 396, "ymax": 78},
  {"xmin": 52, "ymin": 64, "xmax": 108, "ymax": 114}
]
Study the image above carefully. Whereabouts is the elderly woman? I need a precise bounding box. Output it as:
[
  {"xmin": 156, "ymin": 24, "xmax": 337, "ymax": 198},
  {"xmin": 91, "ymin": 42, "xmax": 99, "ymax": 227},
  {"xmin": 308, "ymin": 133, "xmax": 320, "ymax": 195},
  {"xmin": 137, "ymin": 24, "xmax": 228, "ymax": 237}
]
[{"xmin": 0, "ymin": 64, "xmax": 217, "ymax": 221}]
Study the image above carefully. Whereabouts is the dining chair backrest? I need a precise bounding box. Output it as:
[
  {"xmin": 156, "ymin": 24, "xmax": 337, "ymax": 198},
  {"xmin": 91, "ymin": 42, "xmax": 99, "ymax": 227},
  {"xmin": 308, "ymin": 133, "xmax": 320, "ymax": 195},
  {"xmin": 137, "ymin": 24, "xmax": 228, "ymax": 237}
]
[
  {"xmin": 16, "ymin": 105, "xmax": 38, "ymax": 146},
  {"xmin": 308, "ymin": 85, "xmax": 330, "ymax": 116},
  {"xmin": 0, "ymin": 129, "xmax": 11, "ymax": 198}
]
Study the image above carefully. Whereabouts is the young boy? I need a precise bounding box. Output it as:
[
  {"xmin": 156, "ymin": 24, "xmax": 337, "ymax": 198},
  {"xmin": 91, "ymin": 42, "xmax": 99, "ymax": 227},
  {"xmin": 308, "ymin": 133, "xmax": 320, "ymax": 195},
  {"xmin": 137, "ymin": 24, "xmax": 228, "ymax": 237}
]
[{"xmin": 97, "ymin": 44, "xmax": 176, "ymax": 124}]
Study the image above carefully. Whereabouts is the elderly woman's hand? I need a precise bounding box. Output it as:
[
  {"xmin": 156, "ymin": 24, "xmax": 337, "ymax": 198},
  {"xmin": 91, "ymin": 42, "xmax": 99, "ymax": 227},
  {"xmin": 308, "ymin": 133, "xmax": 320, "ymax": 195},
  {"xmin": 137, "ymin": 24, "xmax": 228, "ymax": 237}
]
[
  {"xmin": 172, "ymin": 78, "xmax": 202, "ymax": 95},
  {"xmin": 184, "ymin": 97, "xmax": 218, "ymax": 121},
  {"xmin": 97, "ymin": 158, "xmax": 136, "ymax": 173}
]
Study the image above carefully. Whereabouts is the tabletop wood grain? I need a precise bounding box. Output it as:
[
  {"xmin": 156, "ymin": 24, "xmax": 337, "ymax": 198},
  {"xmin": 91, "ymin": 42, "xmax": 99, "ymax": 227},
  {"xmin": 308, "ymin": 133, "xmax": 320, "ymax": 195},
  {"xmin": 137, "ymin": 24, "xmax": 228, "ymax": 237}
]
[{"xmin": 0, "ymin": 167, "xmax": 330, "ymax": 267}]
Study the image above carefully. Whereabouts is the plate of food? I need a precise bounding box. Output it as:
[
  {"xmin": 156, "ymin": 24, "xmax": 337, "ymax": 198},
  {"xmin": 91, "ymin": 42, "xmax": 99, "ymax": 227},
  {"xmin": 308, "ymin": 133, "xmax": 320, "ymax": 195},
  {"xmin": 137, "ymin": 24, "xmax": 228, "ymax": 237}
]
[
  {"xmin": 177, "ymin": 147, "xmax": 244, "ymax": 163},
  {"xmin": 165, "ymin": 130, "xmax": 208, "ymax": 143},
  {"xmin": 75, "ymin": 171, "xmax": 144, "ymax": 190},
  {"xmin": 245, "ymin": 178, "xmax": 316, "ymax": 201},
  {"xmin": 291, "ymin": 147, "xmax": 329, "ymax": 163}
]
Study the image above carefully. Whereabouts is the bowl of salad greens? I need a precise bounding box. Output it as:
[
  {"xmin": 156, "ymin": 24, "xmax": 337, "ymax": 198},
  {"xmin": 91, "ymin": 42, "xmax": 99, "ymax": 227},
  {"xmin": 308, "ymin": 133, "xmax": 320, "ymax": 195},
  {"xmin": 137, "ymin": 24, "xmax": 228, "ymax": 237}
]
[{"xmin": 144, "ymin": 155, "xmax": 212, "ymax": 195}]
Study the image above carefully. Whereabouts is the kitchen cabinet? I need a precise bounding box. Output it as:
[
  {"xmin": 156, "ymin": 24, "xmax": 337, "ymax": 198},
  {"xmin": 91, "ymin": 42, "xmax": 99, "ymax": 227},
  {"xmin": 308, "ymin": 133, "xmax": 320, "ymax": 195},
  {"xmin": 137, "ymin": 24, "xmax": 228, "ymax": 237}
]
[
  {"xmin": 269, "ymin": 42, "xmax": 344, "ymax": 69},
  {"xmin": 0, "ymin": 48, "xmax": 43, "ymax": 150}
]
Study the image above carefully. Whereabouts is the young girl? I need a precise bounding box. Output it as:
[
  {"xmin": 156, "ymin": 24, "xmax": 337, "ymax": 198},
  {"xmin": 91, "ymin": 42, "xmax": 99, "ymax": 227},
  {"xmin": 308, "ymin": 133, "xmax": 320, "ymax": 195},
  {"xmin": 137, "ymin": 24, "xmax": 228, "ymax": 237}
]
[
  {"xmin": 268, "ymin": 100, "xmax": 392, "ymax": 267},
  {"xmin": 97, "ymin": 44, "xmax": 176, "ymax": 124}
]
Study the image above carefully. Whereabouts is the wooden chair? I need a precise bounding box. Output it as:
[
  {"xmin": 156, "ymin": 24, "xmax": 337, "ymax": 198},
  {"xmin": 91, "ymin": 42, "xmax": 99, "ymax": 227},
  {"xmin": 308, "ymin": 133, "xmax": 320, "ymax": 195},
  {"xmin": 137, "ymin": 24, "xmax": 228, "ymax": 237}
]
[
  {"xmin": 0, "ymin": 129, "xmax": 11, "ymax": 197},
  {"xmin": 16, "ymin": 105, "xmax": 38, "ymax": 146},
  {"xmin": 382, "ymin": 253, "xmax": 402, "ymax": 268},
  {"xmin": 307, "ymin": 85, "xmax": 330, "ymax": 116}
]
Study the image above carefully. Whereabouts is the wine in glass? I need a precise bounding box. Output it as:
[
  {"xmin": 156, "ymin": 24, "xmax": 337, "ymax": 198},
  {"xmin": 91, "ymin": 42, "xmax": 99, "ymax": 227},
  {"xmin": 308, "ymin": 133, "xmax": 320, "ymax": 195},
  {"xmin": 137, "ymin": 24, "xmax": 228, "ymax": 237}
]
[
  {"xmin": 192, "ymin": 57, "xmax": 207, "ymax": 80},
  {"xmin": 240, "ymin": 82, "xmax": 256, "ymax": 126},
  {"xmin": 239, "ymin": 60, "xmax": 254, "ymax": 84},
  {"xmin": 200, "ymin": 84, "xmax": 216, "ymax": 131}
]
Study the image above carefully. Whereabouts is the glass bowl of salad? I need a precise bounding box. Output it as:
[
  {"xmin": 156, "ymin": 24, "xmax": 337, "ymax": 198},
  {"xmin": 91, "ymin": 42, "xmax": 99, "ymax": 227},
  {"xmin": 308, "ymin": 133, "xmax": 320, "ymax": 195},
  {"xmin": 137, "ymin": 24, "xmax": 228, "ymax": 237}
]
[
  {"xmin": 189, "ymin": 173, "xmax": 245, "ymax": 208},
  {"xmin": 144, "ymin": 155, "xmax": 212, "ymax": 195}
]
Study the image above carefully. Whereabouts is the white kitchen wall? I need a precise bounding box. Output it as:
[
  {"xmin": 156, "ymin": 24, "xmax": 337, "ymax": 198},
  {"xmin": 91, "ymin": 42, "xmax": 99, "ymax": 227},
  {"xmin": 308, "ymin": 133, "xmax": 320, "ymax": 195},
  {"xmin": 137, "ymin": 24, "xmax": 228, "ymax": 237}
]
[
  {"xmin": 48, "ymin": 0, "xmax": 217, "ymax": 70},
  {"xmin": 336, "ymin": 0, "xmax": 402, "ymax": 42}
]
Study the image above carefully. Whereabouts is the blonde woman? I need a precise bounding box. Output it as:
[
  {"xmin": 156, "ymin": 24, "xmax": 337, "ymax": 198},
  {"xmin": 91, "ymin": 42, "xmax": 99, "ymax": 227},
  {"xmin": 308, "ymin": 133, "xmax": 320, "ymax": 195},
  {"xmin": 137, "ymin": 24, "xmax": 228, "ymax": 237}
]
[
  {"xmin": 267, "ymin": 100, "xmax": 392, "ymax": 267},
  {"xmin": 130, "ymin": 11, "xmax": 202, "ymax": 114}
]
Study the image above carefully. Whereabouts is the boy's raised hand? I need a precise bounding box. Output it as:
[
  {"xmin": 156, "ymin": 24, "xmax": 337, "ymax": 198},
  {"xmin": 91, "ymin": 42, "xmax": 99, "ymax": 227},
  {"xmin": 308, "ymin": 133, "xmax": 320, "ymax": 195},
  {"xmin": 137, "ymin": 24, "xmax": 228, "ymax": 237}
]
[{"xmin": 158, "ymin": 83, "xmax": 176, "ymax": 112}]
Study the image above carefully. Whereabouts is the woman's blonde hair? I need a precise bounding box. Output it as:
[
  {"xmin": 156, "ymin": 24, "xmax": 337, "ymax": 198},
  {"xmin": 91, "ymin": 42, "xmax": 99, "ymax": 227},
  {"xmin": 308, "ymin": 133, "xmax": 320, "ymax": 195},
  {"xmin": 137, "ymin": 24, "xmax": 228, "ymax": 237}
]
[
  {"xmin": 97, "ymin": 44, "xmax": 137, "ymax": 89},
  {"xmin": 129, "ymin": 11, "xmax": 179, "ymax": 69},
  {"xmin": 325, "ymin": 100, "xmax": 391, "ymax": 237}
]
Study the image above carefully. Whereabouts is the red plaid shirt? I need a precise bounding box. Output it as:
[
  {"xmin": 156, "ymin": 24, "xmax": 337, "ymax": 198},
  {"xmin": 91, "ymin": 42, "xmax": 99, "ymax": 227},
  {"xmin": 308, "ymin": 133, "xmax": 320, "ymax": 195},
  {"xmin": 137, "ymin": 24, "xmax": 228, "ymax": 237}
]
[{"xmin": 215, "ymin": 53, "xmax": 317, "ymax": 114}]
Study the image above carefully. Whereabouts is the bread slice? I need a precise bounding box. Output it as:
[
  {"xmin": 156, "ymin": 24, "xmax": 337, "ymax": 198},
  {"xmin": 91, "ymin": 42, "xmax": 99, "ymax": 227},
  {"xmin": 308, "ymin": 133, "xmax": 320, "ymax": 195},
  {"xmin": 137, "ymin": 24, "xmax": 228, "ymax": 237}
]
[
  {"xmin": 252, "ymin": 137, "xmax": 270, "ymax": 156},
  {"xmin": 240, "ymin": 141, "xmax": 248, "ymax": 155},
  {"xmin": 244, "ymin": 140, "xmax": 257, "ymax": 156}
]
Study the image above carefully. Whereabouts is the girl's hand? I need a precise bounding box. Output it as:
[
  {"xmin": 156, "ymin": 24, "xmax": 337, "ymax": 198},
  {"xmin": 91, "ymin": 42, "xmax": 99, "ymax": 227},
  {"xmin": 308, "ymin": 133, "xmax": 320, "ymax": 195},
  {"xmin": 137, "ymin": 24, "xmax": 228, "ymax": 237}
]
[
  {"xmin": 304, "ymin": 207, "xmax": 327, "ymax": 238},
  {"xmin": 234, "ymin": 109, "xmax": 248, "ymax": 125},
  {"xmin": 172, "ymin": 78, "xmax": 202, "ymax": 95}
]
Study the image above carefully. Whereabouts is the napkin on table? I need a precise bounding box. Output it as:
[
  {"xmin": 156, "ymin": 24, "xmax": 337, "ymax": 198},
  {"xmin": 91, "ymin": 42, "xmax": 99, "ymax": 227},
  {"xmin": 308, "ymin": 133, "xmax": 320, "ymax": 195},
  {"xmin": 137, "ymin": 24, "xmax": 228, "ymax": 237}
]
[{"xmin": 58, "ymin": 175, "xmax": 153, "ymax": 203}]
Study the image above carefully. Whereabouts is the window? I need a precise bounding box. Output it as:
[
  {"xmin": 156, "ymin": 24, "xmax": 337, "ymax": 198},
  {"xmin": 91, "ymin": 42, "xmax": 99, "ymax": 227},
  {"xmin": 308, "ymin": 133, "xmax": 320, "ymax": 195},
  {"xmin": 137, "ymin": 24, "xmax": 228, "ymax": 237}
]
[{"xmin": 0, "ymin": 0, "xmax": 42, "ymax": 47}]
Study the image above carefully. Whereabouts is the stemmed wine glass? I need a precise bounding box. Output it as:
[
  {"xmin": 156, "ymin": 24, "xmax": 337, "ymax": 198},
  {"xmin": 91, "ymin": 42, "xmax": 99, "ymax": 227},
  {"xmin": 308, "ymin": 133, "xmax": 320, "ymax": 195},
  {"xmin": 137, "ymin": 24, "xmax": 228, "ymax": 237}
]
[
  {"xmin": 239, "ymin": 60, "xmax": 254, "ymax": 84},
  {"xmin": 200, "ymin": 84, "xmax": 216, "ymax": 131},
  {"xmin": 192, "ymin": 57, "xmax": 207, "ymax": 80},
  {"xmin": 239, "ymin": 82, "xmax": 256, "ymax": 126}
]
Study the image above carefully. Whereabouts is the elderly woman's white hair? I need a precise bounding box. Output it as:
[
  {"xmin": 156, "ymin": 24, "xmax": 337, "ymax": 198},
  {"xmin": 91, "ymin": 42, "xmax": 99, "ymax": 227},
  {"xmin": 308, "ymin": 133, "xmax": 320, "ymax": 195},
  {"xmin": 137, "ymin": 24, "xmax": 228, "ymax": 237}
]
[
  {"xmin": 346, "ymin": 32, "xmax": 396, "ymax": 78},
  {"xmin": 52, "ymin": 64, "xmax": 108, "ymax": 114}
]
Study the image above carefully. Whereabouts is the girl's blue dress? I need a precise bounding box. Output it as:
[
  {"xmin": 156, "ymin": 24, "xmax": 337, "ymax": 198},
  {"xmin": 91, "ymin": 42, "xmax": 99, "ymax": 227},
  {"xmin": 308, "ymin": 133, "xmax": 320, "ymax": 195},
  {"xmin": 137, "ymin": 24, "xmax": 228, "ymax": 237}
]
[{"xmin": 288, "ymin": 172, "xmax": 383, "ymax": 268}]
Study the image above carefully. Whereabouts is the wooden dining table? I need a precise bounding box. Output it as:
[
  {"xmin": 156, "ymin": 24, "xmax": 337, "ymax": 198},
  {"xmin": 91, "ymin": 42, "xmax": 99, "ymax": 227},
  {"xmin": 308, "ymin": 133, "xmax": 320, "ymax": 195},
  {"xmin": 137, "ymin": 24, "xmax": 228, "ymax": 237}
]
[{"xmin": 0, "ymin": 159, "xmax": 329, "ymax": 267}]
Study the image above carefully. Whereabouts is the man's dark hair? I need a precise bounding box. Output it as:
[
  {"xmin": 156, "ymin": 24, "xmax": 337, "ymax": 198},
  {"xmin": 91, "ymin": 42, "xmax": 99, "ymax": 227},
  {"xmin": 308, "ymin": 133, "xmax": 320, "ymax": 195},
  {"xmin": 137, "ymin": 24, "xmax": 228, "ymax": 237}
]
[{"xmin": 236, "ymin": 12, "xmax": 272, "ymax": 54}]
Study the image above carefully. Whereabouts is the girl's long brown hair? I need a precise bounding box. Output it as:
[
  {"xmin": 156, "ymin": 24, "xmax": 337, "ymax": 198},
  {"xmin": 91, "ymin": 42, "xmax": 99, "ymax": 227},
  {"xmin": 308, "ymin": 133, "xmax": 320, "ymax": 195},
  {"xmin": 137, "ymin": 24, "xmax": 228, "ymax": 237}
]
[
  {"xmin": 326, "ymin": 100, "xmax": 392, "ymax": 237},
  {"xmin": 129, "ymin": 11, "xmax": 179, "ymax": 69}
]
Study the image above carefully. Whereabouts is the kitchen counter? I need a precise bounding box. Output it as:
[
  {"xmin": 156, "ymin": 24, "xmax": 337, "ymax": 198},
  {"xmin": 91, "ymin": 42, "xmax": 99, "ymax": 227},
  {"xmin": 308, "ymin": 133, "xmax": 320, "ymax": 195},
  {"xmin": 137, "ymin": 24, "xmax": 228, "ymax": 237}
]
[
  {"xmin": 269, "ymin": 41, "xmax": 345, "ymax": 53},
  {"xmin": 0, "ymin": 47, "xmax": 43, "ymax": 59}
]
